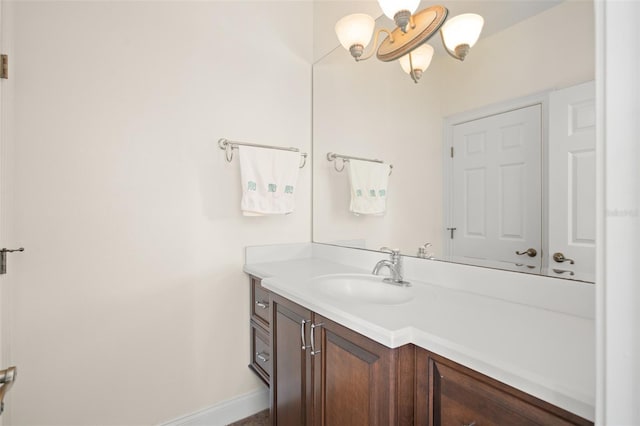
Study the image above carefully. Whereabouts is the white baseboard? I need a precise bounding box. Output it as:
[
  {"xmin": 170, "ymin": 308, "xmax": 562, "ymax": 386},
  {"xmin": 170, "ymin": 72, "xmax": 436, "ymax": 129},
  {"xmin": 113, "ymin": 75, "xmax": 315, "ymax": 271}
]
[{"xmin": 161, "ymin": 388, "xmax": 269, "ymax": 426}]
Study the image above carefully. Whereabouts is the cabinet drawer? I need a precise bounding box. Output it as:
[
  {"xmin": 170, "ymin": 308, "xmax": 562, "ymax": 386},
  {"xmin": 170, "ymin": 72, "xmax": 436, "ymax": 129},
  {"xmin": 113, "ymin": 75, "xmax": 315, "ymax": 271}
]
[
  {"xmin": 431, "ymin": 358, "xmax": 582, "ymax": 426},
  {"xmin": 250, "ymin": 320, "xmax": 271, "ymax": 385},
  {"xmin": 251, "ymin": 277, "xmax": 270, "ymax": 328}
]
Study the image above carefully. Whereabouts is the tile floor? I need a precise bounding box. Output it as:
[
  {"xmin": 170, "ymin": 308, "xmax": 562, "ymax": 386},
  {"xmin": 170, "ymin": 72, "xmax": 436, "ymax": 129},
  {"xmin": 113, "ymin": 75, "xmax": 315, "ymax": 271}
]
[{"xmin": 227, "ymin": 409, "xmax": 270, "ymax": 426}]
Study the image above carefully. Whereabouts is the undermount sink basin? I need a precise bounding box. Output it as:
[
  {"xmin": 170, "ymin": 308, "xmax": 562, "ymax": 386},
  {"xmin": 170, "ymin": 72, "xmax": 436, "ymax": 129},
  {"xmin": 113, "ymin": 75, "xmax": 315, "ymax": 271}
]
[{"xmin": 311, "ymin": 273, "xmax": 414, "ymax": 305}]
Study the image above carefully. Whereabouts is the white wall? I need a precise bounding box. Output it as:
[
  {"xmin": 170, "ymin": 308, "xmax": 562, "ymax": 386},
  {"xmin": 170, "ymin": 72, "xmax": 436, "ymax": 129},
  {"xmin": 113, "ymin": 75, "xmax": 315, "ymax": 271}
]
[{"xmin": 1, "ymin": 1, "xmax": 312, "ymax": 424}]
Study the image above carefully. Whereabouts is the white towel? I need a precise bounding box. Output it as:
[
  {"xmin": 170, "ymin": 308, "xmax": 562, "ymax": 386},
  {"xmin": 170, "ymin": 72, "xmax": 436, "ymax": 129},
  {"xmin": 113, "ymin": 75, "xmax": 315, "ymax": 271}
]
[
  {"xmin": 238, "ymin": 145, "xmax": 301, "ymax": 216},
  {"xmin": 347, "ymin": 160, "xmax": 391, "ymax": 215}
]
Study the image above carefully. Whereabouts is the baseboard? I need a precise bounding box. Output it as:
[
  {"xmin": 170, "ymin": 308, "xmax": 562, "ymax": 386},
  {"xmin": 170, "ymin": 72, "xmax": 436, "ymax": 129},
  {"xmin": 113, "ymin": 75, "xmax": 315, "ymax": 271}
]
[{"xmin": 160, "ymin": 388, "xmax": 269, "ymax": 426}]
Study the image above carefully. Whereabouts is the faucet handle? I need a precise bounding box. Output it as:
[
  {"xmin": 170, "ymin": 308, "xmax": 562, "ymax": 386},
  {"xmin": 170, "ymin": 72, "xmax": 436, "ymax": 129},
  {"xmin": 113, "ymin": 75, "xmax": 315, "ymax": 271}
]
[
  {"xmin": 418, "ymin": 243, "xmax": 434, "ymax": 259},
  {"xmin": 379, "ymin": 247, "xmax": 400, "ymax": 255}
]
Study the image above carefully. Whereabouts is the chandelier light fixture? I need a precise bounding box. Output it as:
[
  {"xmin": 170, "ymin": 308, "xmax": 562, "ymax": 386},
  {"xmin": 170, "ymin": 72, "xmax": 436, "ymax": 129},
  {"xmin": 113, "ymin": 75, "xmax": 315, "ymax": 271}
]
[{"xmin": 334, "ymin": 1, "xmax": 484, "ymax": 83}]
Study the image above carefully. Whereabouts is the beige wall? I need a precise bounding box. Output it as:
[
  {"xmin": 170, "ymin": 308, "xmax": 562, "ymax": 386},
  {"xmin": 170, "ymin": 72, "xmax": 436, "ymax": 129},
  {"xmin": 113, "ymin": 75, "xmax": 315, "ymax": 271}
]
[
  {"xmin": 440, "ymin": 0, "xmax": 595, "ymax": 116},
  {"xmin": 2, "ymin": 1, "xmax": 311, "ymax": 424},
  {"xmin": 312, "ymin": 35, "xmax": 443, "ymax": 255}
]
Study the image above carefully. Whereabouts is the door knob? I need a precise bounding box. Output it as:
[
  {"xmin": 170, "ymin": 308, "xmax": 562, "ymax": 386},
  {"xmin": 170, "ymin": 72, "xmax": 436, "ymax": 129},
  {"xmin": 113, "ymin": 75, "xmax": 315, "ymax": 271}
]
[
  {"xmin": 0, "ymin": 248, "xmax": 24, "ymax": 275},
  {"xmin": 553, "ymin": 252, "xmax": 575, "ymax": 264},
  {"xmin": 0, "ymin": 366, "xmax": 17, "ymax": 415},
  {"xmin": 515, "ymin": 248, "xmax": 537, "ymax": 257}
]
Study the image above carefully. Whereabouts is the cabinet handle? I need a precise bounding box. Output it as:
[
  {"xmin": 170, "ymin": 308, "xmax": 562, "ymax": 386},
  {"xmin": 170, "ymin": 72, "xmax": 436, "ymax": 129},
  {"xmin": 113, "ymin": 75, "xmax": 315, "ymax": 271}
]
[
  {"xmin": 255, "ymin": 300, "xmax": 269, "ymax": 309},
  {"xmin": 300, "ymin": 319, "xmax": 309, "ymax": 350},
  {"xmin": 256, "ymin": 352, "xmax": 269, "ymax": 363},
  {"xmin": 462, "ymin": 423, "xmax": 476, "ymax": 426},
  {"xmin": 310, "ymin": 323, "xmax": 324, "ymax": 356}
]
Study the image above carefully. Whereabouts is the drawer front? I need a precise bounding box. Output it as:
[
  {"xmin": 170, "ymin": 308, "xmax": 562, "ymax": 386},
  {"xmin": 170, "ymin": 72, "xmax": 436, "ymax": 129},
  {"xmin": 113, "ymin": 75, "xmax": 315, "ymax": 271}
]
[
  {"xmin": 250, "ymin": 321, "xmax": 271, "ymax": 384},
  {"xmin": 251, "ymin": 277, "xmax": 270, "ymax": 328},
  {"xmin": 432, "ymin": 359, "xmax": 576, "ymax": 426}
]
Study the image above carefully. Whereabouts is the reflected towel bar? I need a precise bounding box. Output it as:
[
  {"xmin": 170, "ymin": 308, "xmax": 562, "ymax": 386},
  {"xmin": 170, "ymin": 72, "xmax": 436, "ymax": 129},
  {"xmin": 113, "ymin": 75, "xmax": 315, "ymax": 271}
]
[
  {"xmin": 218, "ymin": 138, "xmax": 307, "ymax": 168},
  {"xmin": 326, "ymin": 152, "xmax": 393, "ymax": 175}
]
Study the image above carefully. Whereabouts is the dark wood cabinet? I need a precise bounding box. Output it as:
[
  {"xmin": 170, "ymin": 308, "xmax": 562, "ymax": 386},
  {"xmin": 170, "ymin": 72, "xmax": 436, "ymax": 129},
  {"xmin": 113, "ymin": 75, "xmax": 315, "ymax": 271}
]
[
  {"xmin": 271, "ymin": 293, "xmax": 313, "ymax": 426},
  {"xmin": 270, "ymin": 295, "xmax": 414, "ymax": 426},
  {"xmin": 311, "ymin": 314, "xmax": 415, "ymax": 425},
  {"xmin": 248, "ymin": 275, "xmax": 592, "ymax": 426},
  {"xmin": 419, "ymin": 349, "xmax": 592, "ymax": 426},
  {"xmin": 249, "ymin": 277, "xmax": 272, "ymax": 387}
]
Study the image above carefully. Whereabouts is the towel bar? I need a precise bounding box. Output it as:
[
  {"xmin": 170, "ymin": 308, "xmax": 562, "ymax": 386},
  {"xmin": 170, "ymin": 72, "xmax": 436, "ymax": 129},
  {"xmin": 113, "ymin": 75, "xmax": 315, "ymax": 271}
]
[
  {"xmin": 219, "ymin": 138, "xmax": 307, "ymax": 168},
  {"xmin": 326, "ymin": 152, "xmax": 393, "ymax": 175}
]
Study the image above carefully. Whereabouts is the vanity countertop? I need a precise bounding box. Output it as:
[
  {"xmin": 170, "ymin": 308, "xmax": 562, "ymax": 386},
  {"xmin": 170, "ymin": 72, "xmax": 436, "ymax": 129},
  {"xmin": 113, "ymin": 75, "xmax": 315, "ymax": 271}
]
[{"xmin": 244, "ymin": 253, "xmax": 595, "ymax": 421}]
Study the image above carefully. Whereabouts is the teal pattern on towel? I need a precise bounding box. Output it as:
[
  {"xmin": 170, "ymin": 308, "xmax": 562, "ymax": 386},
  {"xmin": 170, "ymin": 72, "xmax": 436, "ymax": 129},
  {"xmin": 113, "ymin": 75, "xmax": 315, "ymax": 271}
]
[
  {"xmin": 285, "ymin": 185, "xmax": 294, "ymax": 194},
  {"xmin": 268, "ymin": 184, "xmax": 277, "ymax": 193},
  {"xmin": 248, "ymin": 181, "xmax": 257, "ymax": 191}
]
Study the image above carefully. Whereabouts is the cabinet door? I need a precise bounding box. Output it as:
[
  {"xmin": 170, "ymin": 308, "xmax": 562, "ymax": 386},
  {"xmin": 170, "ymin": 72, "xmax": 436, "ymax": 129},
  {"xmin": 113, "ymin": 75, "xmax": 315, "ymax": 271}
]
[
  {"xmin": 271, "ymin": 294, "xmax": 313, "ymax": 426},
  {"xmin": 428, "ymin": 354, "xmax": 592, "ymax": 426},
  {"xmin": 311, "ymin": 314, "xmax": 412, "ymax": 426}
]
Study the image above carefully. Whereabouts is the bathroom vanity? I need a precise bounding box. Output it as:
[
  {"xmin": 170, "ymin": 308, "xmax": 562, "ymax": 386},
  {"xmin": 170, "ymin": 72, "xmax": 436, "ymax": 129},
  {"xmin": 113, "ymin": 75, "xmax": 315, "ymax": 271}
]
[{"xmin": 245, "ymin": 243, "xmax": 595, "ymax": 425}]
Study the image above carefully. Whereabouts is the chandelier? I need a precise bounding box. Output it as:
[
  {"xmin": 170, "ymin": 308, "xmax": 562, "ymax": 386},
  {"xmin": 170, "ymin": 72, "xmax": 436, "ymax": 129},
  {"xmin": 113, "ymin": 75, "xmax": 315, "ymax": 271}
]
[{"xmin": 334, "ymin": 1, "xmax": 484, "ymax": 83}]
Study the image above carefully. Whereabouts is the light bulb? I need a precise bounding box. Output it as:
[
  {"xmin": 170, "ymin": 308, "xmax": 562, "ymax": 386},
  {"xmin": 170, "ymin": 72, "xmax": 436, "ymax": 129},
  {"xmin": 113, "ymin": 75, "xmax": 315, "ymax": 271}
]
[
  {"xmin": 377, "ymin": 0, "xmax": 420, "ymax": 31},
  {"xmin": 399, "ymin": 44, "xmax": 434, "ymax": 80},
  {"xmin": 377, "ymin": 0, "xmax": 420, "ymax": 21},
  {"xmin": 441, "ymin": 13, "xmax": 484, "ymax": 60},
  {"xmin": 335, "ymin": 14, "xmax": 375, "ymax": 59}
]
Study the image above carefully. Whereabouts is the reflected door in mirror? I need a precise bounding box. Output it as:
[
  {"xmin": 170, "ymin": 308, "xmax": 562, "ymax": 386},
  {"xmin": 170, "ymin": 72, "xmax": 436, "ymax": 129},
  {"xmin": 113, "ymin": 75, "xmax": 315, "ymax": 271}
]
[
  {"xmin": 548, "ymin": 81, "xmax": 596, "ymax": 278},
  {"xmin": 449, "ymin": 105, "xmax": 542, "ymax": 268}
]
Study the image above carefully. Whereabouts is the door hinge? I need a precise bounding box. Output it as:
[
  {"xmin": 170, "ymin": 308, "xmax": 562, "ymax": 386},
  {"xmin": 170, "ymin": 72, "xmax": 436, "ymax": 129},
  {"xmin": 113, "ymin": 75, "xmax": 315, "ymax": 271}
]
[
  {"xmin": 446, "ymin": 227, "xmax": 457, "ymax": 239},
  {"xmin": 1, "ymin": 55, "xmax": 7, "ymax": 79},
  {"xmin": 450, "ymin": 147, "xmax": 454, "ymax": 158}
]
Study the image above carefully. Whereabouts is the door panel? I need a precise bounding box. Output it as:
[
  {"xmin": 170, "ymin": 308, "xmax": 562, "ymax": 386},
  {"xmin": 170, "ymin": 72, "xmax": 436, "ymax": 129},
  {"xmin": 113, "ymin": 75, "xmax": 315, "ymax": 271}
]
[
  {"xmin": 548, "ymin": 81, "xmax": 596, "ymax": 279},
  {"xmin": 271, "ymin": 296, "xmax": 312, "ymax": 426},
  {"xmin": 451, "ymin": 105, "xmax": 542, "ymax": 268},
  {"xmin": 312, "ymin": 315, "xmax": 396, "ymax": 426}
]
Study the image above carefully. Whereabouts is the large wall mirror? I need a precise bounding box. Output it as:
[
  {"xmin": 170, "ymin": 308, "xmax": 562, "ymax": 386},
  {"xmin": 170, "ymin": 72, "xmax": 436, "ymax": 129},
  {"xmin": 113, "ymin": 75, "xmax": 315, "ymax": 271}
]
[{"xmin": 312, "ymin": 0, "xmax": 595, "ymax": 282}]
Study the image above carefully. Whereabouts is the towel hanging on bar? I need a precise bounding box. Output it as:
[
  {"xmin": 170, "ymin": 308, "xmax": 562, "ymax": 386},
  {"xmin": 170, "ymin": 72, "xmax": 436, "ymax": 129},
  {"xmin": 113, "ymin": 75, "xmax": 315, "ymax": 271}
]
[
  {"xmin": 219, "ymin": 138, "xmax": 307, "ymax": 168},
  {"xmin": 327, "ymin": 152, "xmax": 393, "ymax": 175}
]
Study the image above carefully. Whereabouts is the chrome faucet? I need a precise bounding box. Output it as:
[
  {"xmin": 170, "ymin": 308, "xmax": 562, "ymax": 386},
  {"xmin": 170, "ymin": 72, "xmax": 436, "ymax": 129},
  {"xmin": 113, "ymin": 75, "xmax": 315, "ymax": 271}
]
[{"xmin": 372, "ymin": 247, "xmax": 411, "ymax": 286}]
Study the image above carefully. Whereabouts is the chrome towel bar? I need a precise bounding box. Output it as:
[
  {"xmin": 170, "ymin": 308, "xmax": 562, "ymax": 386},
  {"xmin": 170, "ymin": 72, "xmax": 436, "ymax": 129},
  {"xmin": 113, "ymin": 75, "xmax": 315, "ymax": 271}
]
[
  {"xmin": 326, "ymin": 152, "xmax": 393, "ymax": 175},
  {"xmin": 218, "ymin": 138, "xmax": 307, "ymax": 168}
]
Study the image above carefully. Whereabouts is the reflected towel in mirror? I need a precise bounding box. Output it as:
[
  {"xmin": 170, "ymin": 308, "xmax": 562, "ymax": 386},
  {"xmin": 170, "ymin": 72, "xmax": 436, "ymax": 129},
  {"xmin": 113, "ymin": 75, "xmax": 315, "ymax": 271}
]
[{"xmin": 347, "ymin": 159, "xmax": 391, "ymax": 216}]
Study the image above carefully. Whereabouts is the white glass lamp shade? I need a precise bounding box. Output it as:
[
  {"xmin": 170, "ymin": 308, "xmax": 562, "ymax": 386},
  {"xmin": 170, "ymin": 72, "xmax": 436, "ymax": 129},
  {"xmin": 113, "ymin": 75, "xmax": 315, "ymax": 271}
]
[
  {"xmin": 399, "ymin": 44, "xmax": 434, "ymax": 74},
  {"xmin": 441, "ymin": 13, "xmax": 484, "ymax": 52},
  {"xmin": 335, "ymin": 14, "xmax": 375, "ymax": 51},
  {"xmin": 377, "ymin": 0, "xmax": 420, "ymax": 20}
]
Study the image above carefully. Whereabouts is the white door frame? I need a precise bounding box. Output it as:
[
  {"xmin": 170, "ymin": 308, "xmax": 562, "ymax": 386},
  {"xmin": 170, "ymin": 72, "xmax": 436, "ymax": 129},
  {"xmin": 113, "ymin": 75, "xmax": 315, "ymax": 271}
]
[
  {"xmin": 595, "ymin": 0, "xmax": 640, "ymax": 424},
  {"xmin": 442, "ymin": 91, "xmax": 550, "ymax": 268}
]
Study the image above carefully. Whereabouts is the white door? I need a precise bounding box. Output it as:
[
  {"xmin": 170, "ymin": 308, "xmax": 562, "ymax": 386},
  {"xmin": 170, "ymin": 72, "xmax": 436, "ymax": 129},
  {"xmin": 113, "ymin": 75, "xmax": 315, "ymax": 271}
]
[
  {"xmin": 449, "ymin": 104, "xmax": 542, "ymax": 269},
  {"xmin": 548, "ymin": 81, "xmax": 596, "ymax": 280},
  {"xmin": 0, "ymin": 0, "xmax": 19, "ymax": 417}
]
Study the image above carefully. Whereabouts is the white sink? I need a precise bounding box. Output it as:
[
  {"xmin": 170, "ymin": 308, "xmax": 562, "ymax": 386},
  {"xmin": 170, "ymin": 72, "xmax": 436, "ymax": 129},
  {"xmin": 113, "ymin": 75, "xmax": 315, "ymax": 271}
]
[{"xmin": 311, "ymin": 273, "xmax": 414, "ymax": 305}]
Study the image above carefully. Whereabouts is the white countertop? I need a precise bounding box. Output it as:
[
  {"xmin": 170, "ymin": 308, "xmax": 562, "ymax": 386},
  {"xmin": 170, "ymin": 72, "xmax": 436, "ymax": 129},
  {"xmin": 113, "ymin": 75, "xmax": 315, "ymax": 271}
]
[{"xmin": 244, "ymin": 246, "xmax": 595, "ymax": 421}]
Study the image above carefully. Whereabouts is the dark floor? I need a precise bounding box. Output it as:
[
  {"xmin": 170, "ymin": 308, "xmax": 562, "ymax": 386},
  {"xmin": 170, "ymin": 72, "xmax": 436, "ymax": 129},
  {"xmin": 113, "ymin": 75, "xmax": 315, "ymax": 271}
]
[{"xmin": 227, "ymin": 409, "xmax": 270, "ymax": 426}]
